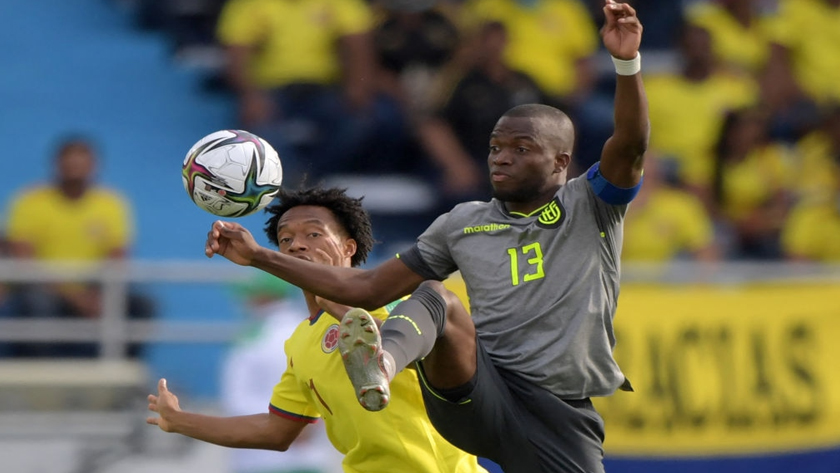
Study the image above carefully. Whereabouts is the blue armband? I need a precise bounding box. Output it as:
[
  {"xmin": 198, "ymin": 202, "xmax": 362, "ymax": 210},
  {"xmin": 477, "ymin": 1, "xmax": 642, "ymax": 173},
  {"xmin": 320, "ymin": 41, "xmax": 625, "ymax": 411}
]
[{"xmin": 586, "ymin": 162, "xmax": 642, "ymax": 205}]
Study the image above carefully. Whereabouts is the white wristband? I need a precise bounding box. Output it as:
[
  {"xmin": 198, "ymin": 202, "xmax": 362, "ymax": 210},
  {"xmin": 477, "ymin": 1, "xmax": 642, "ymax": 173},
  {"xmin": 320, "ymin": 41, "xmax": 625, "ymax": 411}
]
[{"xmin": 611, "ymin": 53, "xmax": 641, "ymax": 76}]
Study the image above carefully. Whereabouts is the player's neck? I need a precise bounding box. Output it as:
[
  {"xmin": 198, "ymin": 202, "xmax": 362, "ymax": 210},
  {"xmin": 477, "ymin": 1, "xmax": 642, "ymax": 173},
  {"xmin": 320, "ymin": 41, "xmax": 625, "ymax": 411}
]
[
  {"xmin": 302, "ymin": 292, "xmax": 321, "ymax": 319},
  {"xmin": 503, "ymin": 185, "xmax": 561, "ymax": 215}
]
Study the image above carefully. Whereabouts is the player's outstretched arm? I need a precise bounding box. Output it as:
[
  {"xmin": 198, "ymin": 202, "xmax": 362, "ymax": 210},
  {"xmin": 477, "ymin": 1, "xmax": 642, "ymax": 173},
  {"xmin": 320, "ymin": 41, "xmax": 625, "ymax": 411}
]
[
  {"xmin": 205, "ymin": 221, "xmax": 425, "ymax": 309},
  {"xmin": 599, "ymin": 0, "xmax": 649, "ymax": 188},
  {"xmin": 146, "ymin": 378, "xmax": 306, "ymax": 451}
]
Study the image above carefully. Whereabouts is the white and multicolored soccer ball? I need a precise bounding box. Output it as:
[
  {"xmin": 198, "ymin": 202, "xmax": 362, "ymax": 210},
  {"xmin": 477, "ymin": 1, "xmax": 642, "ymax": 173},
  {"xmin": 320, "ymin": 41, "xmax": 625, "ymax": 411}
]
[{"xmin": 182, "ymin": 130, "xmax": 283, "ymax": 217}]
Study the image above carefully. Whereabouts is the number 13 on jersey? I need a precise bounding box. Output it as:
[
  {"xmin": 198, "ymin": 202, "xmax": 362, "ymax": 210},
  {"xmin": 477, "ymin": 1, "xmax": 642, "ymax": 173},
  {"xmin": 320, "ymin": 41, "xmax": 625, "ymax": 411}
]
[{"xmin": 507, "ymin": 242, "xmax": 545, "ymax": 286}]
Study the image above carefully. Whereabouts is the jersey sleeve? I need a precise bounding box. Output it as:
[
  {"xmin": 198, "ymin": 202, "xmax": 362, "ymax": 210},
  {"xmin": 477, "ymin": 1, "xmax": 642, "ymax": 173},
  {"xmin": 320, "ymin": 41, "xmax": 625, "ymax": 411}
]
[
  {"xmin": 399, "ymin": 212, "xmax": 458, "ymax": 281},
  {"xmin": 267, "ymin": 345, "xmax": 320, "ymax": 423},
  {"xmin": 568, "ymin": 174, "xmax": 628, "ymax": 265}
]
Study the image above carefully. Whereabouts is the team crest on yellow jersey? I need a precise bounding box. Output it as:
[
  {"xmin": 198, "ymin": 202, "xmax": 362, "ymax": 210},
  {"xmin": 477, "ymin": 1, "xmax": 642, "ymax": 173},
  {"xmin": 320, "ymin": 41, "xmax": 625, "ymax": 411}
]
[
  {"xmin": 536, "ymin": 197, "xmax": 566, "ymax": 229},
  {"xmin": 322, "ymin": 324, "xmax": 340, "ymax": 353}
]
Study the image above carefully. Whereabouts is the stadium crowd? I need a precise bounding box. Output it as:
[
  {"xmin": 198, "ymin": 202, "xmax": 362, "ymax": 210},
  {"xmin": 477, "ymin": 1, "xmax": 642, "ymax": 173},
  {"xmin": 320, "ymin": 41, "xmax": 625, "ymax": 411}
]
[{"xmin": 134, "ymin": 0, "xmax": 840, "ymax": 263}]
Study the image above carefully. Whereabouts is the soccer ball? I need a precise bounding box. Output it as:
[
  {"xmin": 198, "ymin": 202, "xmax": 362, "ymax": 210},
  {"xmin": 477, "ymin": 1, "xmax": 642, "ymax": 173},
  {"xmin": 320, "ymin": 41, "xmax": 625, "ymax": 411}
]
[{"xmin": 182, "ymin": 130, "xmax": 283, "ymax": 217}]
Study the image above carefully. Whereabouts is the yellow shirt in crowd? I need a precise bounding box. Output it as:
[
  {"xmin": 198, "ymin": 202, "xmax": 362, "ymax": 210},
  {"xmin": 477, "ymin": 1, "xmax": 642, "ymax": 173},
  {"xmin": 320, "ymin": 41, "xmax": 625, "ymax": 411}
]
[
  {"xmin": 6, "ymin": 186, "xmax": 132, "ymax": 261},
  {"xmin": 719, "ymin": 143, "xmax": 795, "ymax": 221},
  {"xmin": 686, "ymin": 1, "xmax": 774, "ymax": 73},
  {"xmin": 645, "ymin": 71, "xmax": 758, "ymax": 187},
  {"xmin": 795, "ymin": 130, "xmax": 840, "ymax": 200},
  {"xmin": 217, "ymin": 0, "xmax": 373, "ymax": 89},
  {"xmin": 269, "ymin": 304, "xmax": 485, "ymax": 473},
  {"xmin": 465, "ymin": 0, "xmax": 598, "ymax": 97},
  {"xmin": 767, "ymin": 0, "xmax": 840, "ymax": 103},
  {"xmin": 782, "ymin": 196, "xmax": 840, "ymax": 262},
  {"xmin": 622, "ymin": 188, "xmax": 714, "ymax": 262}
]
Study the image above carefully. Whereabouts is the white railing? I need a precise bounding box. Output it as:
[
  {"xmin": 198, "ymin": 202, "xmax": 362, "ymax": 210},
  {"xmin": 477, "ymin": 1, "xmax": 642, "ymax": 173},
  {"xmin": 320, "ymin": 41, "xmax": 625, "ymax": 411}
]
[
  {"xmin": 0, "ymin": 260, "xmax": 253, "ymax": 359},
  {"xmin": 1, "ymin": 259, "xmax": 839, "ymax": 359}
]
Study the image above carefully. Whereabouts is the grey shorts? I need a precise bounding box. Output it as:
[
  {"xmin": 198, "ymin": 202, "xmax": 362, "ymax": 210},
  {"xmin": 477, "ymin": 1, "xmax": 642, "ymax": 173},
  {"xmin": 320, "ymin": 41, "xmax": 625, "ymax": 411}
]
[{"xmin": 416, "ymin": 338, "xmax": 606, "ymax": 473}]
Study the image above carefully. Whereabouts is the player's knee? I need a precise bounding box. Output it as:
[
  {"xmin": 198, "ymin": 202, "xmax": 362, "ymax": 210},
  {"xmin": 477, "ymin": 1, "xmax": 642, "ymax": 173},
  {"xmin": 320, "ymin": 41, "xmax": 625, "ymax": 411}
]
[{"xmin": 416, "ymin": 280, "xmax": 463, "ymax": 315}]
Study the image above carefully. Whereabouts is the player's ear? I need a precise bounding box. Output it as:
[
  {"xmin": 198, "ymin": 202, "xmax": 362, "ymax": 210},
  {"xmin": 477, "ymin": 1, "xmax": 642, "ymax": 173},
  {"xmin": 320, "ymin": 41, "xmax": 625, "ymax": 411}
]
[
  {"xmin": 343, "ymin": 238, "xmax": 357, "ymax": 260},
  {"xmin": 554, "ymin": 151, "xmax": 571, "ymax": 174}
]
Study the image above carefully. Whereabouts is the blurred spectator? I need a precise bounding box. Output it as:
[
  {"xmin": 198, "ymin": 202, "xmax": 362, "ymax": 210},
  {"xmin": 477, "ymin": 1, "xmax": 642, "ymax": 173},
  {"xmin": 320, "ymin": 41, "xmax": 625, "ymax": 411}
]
[
  {"xmin": 766, "ymin": 0, "xmax": 840, "ymax": 106},
  {"xmin": 216, "ymin": 0, "xmax": 412, "ymax": 184},
  {"xmin": 711, "ymin": 108, "xmax": 796, "ymax": 260},
  {"xmin": 418, "ymin": 21, "xmax": 548, "ymax": 204},
  {"xmin": 369, "ymin": 0, "xmax": 465, "ymax": 188},
  {"xmin": 373, "ymin": 0, "xmax": 461, "ymax": 112},
  {"xmin": 462, "ymin": 0, "xmax": 599, "ymax": 104},
  {"xmin": 760, "ymin": 0, "xmax": 837, "ymax": 141},
  {"xmin": 222, "ymin": 272, "xmax": 341, "ymax": 473},
  {"xmin": 782, "ymin": 104, "xmax": 840, "ymax": 262},
  {"xmin": 794, "ymin": 104, "xmax": 840, "ymax": 201},
  {"xmin": 781, "ymin": 188, "xmax": 840, "ymax": 262},
  {"xmin": 645, "ymin": 23, "xmax": 758, "ymax": 192},
  {"xmin": 685, "ymin": 0, "xmax": 775, "ymax": 75},
  {"xmin": 4, "ymin": 136, "xmax": 153, "ymax": 358},
  {"xmin": 622, "ymin": 155, "xmax": 718, "ymax": 263}
]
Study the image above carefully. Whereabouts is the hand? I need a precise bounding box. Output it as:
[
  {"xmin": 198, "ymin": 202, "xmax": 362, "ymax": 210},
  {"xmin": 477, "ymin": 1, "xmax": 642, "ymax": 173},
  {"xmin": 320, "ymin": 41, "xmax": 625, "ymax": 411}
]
[
  {"xmin": 205, "ymin": 220, "xmax": 260, "ymax": 266},
  {"xmin": 146, "ymin": 379, "xmax": 181, "ymax": 433},
  {"xmin": 311, "ymin": 235, "xmax": 350, "ymax": 268},
  {"xmin": 601, "ymin": 0, "xmax": 642, "ymax": 60}
]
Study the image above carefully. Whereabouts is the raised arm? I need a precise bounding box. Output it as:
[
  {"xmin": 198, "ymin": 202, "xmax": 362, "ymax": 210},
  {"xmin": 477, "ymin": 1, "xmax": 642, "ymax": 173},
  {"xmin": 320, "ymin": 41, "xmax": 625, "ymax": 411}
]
[
  {"xmin": 206, "ymin": 221, "xmax": 426, "ymax": 309},
  {"xmin": 599, "ymin": 0, "xmax": 649, "ymax": 188}
]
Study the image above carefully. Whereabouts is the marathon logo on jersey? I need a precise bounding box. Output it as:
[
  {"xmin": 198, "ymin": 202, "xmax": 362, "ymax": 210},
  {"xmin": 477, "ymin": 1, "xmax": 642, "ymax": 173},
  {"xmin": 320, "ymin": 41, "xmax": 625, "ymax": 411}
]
[
  {"xmin": 536, "ymin": 198, "xmax": 566, "ymax": 229},
  {"xmin": 322, "ymin": 324, "xmax": 340, "ymax": 353},
  {"xmin": 462, "ymin": 223, "xmax": 511, "ymax": 234}
]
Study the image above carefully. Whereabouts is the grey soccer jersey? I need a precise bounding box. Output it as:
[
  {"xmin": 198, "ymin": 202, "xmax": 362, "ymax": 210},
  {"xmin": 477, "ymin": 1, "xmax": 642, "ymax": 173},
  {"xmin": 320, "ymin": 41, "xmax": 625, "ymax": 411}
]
[{"xmin": 401, "ymin": 174, "xmax": 628, "ymax": 398}]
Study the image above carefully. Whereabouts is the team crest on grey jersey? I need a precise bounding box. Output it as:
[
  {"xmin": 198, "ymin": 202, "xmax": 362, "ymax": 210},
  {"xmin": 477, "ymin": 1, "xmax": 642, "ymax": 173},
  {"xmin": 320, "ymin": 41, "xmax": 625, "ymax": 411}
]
[{"xmin": 536, "ymin": 197, "xmax": 566, "ymax": 229}]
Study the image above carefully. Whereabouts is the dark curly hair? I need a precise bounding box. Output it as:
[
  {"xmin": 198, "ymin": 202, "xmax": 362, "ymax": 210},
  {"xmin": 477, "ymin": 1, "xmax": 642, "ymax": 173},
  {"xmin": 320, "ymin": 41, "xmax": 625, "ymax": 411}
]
[{"xmin": 263, "ymin": 187, "xmax": 374, "ymax": 267}]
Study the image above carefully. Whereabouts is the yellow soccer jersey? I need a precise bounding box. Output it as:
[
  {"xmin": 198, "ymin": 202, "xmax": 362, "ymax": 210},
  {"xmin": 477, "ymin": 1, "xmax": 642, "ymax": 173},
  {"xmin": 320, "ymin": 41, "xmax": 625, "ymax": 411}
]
[
  {"xmin": 217, "ymin": 0, "xmax": 373, "ymax": 88},
  {"xmin": 645, "ymin": 71, "xmax": 758, "ymax": 187},
  {"xmin": 465, "ymin": 0, "xmax": 598, "ymax": 97},
  {"xmin": 5, "ymin": 186, "xmax": 133, "ymax": 261},
  {"xmin": 269, "ymin": 304, "xmax": 485, "ymax": 473},
  {"xmin": 623, "ymin": 188, "xmax": 714, "ymax": 262}
]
